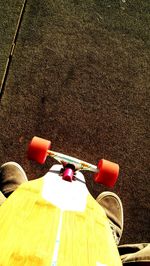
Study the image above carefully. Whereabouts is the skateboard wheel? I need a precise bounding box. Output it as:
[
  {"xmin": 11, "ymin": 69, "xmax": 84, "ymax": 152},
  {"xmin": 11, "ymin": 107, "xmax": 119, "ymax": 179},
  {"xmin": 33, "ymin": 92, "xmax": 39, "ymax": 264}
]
[
  {"xmin": 94, "ymin": 159, "xmax": 119, "ymax": 187},
  {"xmin": 27, "ymin": 136, "xmax": 51, "ymax": 164}
]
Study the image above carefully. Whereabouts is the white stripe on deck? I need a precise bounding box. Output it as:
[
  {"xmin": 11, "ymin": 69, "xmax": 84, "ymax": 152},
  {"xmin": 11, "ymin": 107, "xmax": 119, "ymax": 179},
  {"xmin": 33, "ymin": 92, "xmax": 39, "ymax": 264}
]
[{"xmin": 51, "ymin": 210, "xmax": 63, "ymax": 266}]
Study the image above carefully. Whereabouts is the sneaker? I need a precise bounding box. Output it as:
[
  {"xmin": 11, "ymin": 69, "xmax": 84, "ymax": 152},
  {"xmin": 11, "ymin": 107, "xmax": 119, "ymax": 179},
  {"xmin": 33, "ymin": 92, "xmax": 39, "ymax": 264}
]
[
  {"xmin": 0, "ymin": 162, "xmax": 28, "ymax": 197},
  {"xmin": 96, "ymin": 191, "xmax": 124, "ymax": 245}
]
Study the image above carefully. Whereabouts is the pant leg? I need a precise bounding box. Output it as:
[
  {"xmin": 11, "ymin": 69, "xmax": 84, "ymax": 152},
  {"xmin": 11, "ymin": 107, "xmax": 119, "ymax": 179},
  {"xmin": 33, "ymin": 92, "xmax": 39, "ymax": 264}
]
[
  {"xmin": 0, "ymin": 191, "xmax": 6, "ymax": 206},
  {"xmin": 118, "ymin": 243, "xmax": 150, "ymax": 265}
]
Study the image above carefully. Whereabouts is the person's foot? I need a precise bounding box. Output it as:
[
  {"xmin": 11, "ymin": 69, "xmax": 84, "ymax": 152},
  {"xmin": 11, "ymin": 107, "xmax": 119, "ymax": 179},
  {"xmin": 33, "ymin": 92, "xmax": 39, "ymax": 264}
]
[
  {"xmin": 96, "ymin": 191, "xmax": 124, "ymax": 245},
  {"xmin": 0, "ymin": 162, "xmax": 27, "ymax": 197}
]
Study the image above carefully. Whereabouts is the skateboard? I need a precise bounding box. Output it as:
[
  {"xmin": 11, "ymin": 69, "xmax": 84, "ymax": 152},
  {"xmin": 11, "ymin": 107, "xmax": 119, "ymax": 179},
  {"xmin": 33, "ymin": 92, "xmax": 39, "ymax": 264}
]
[{"xmin": 0, "ymin": 136, "xmax": 122, "ymax": 266}]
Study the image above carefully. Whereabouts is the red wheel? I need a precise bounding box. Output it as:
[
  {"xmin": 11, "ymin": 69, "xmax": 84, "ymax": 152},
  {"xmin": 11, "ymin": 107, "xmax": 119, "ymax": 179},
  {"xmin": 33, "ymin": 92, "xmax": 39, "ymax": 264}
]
[
  {"xmin": 27, "ymin": 136, "xmax": 51, "ymax": 164},
  {"xmin": 94, "ymin": 159, "xmax": 119, "ymax": 187}
]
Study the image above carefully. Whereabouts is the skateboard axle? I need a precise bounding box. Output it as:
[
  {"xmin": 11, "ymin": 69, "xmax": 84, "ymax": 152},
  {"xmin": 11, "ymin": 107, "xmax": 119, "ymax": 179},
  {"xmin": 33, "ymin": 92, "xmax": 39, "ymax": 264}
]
[{"xmin": 47, "ymin": 150, "xmax": 98, "ymax": 173}]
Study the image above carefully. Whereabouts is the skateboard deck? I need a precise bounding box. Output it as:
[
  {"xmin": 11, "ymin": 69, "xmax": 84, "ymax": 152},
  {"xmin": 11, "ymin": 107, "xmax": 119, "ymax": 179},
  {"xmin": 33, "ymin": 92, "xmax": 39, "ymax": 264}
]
[{"xmin": 0, "ymin": 165, "xmax": 122, "ymax": 266}]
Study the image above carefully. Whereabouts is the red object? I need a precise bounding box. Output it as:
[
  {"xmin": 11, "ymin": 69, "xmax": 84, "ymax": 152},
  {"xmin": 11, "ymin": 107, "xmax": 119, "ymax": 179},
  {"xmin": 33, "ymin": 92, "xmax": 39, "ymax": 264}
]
[
  {"xmin": 94, "ymin": 159, "xmax": 119, "ymax": 187},
  {"xmin": 62, "ymin": 168, "xmax": 74, "ymax": 182},
  {"xmin": 27, "ymin": 136, "xmax": 51, "ymax": 164}
]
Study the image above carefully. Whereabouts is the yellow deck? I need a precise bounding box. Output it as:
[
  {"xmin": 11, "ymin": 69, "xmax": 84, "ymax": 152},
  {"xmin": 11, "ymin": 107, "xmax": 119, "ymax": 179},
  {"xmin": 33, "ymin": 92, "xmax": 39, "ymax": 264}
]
[{"xmin": 0, "ymin": 167, "xmax": 122, "ymax": 266}]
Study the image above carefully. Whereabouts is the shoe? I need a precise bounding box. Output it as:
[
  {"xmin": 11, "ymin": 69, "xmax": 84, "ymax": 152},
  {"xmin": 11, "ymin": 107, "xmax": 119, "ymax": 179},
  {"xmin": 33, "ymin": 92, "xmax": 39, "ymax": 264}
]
[
  {"xmin": 0, "ymin": 162, "xmax": 27, "ymax": 197},
  {"xmin": 96, "ymin": 191, "xmax": 123, "ymax": 245}
]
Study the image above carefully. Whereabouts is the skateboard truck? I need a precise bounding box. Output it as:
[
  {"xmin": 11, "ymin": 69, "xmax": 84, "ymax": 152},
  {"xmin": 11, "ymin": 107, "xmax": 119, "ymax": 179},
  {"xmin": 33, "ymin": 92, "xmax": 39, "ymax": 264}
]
[{"xmin": 27, "ymin": 136, "xmax": 119, "ymax": 187}]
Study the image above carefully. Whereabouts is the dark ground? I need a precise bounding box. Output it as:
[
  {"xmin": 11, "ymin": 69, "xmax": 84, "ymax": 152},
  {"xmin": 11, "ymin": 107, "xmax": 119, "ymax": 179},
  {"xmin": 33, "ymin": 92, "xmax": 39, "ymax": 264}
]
[{"xmin": 0, "ymin": 0, "xmax": 150, "ymax": 245}]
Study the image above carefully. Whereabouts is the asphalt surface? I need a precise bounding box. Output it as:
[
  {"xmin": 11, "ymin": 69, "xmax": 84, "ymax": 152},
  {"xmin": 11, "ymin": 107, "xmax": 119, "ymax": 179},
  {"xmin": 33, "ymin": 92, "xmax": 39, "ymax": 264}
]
[{"xmin": 0, "ymin": 0, "xmax": 150, "ymax": 245}]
